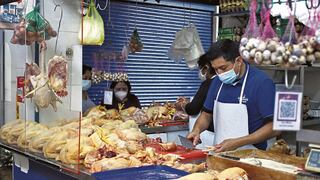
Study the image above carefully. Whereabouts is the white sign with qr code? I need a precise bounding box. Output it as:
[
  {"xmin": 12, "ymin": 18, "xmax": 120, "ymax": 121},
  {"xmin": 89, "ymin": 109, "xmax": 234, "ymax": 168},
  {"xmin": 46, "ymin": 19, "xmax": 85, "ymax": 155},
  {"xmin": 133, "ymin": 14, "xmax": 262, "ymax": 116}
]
[{"xmin": 273, "ymin": 91, "xmax": 302, "ymax": 131}]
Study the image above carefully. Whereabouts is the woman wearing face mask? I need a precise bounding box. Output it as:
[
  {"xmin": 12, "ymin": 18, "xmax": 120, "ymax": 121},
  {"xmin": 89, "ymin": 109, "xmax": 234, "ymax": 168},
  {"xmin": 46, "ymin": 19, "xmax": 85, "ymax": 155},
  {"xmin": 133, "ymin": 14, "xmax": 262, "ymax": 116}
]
[
  {"xmin": 82, "ymin": 65, "xmax": 96, "ymax": 113},
  {"xmin": 175, "ymin": 54, "xmax": 217, "ymax": 132},
  {"xmin": 104, "ymin": 80, "xmax": 141, "ymax": 110}
]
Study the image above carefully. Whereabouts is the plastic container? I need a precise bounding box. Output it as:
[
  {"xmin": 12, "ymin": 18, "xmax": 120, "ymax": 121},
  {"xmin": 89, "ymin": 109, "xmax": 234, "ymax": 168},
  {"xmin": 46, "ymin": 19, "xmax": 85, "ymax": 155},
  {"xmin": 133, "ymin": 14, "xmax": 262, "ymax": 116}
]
[{"xmin": 92, "ymin": 165, "xmax": 189, "ymax": 180}]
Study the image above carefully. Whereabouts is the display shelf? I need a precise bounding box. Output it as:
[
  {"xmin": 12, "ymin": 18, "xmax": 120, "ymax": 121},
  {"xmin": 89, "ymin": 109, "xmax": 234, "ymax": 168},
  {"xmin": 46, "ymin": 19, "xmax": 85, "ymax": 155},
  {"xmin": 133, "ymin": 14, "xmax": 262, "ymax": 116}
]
[
  {"xmin": 212, "ymin": 10, "xmax": 249, "ymax": 17},
  {"xmin": 302, "ymin": 118, "xmax": 320, "ymax": 127},
  {"xmin": 0, "ymin": 140, "xmax": 92, "ymax": 180},
  {"xmin": 254, "ymin": 65, "xmax": 320, "ymax": 71},
  {"xmin": 140, "ymin": 124, "xmax": 189, "ymax": 134}
]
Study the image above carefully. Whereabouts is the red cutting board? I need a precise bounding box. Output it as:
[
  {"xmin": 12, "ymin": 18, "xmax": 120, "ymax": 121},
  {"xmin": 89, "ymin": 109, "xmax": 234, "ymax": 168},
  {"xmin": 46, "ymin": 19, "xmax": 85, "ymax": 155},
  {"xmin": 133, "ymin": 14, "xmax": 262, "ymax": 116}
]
[{"xmin": 144, "ymin": 143, "xmax": 207, "ymax": 161}]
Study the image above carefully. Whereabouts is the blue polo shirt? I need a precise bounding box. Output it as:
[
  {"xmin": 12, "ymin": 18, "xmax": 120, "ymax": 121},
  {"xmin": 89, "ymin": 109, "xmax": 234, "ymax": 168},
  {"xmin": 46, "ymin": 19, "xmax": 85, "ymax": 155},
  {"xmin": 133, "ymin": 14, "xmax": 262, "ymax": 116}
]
[{"xmin": 203, "ymin": 63, "xmax": 275, "ymax": 150}]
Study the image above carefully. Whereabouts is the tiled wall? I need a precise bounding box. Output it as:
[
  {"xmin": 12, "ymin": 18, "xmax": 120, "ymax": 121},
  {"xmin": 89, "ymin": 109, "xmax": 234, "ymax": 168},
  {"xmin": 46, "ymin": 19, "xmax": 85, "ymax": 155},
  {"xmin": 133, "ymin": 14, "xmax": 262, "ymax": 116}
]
[{"xmin": 3, "ymin": 0, "xmax": 82, "ymax": 124}]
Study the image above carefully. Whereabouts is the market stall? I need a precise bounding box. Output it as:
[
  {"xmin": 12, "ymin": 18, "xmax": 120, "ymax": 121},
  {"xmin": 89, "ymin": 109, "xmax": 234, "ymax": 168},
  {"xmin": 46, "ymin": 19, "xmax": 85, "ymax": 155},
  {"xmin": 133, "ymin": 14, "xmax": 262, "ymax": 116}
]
[{"xmin": 1, "ymin": 0, "xmax": 320, "ymax": 179}]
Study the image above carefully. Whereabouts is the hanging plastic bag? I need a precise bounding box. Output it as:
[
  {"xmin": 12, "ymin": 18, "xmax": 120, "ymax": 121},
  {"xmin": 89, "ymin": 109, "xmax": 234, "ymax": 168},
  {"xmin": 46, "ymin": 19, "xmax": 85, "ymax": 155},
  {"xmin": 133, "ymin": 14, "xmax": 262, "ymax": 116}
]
[
  {"xmin": 282, "ymin": 15, "xmax": 298, "ymax": 44},
  {"xmin": 167, "ymin": 23, "xmax": 204, "ymax": 69},
  {"xmin": 258, "ymin": 5, "xmax": 280, "ymax": 65},
  {"xmin": 259, "ymin": 0, "xmax": 268, "ymax": 35},
  {"xmin": 243, "ymin": 0, "xmax": 260, "ymax": 39},
  {"xmin": 299, "ymin": 11, "xmax": 320, "ymax": 65},
  {"xmin": 79, "ymin": 0, "xmax": 104, "ymax": 45},
  {"xmin": 11, "ymin": 5, "xmax": 57, "ymax": 45},
  {"xmin": 129, "ymin": 28, "xmax": 143, "ymax": 53},
  {"xmin": 239, "ymin": 0, "xmax": 261, "ymax": 63},
  {"xmin": 120, "ymin": 45, "xmax": 129, "ymax": 61},
  {"xmin": 281, "ymin": 15, "xmax": 303, "ymax": 66}
]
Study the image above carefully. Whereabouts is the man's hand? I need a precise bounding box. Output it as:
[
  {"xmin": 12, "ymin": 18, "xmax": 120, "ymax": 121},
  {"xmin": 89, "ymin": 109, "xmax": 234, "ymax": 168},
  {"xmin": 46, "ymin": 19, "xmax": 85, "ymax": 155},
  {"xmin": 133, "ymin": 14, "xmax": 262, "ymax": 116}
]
[
  {"xmin": 214, "ymin": 138, "xmax": 242, "ymax": 153},
  {"xmin": 187, "ymin": 131, "xmax": 201, "ymax": 146}
]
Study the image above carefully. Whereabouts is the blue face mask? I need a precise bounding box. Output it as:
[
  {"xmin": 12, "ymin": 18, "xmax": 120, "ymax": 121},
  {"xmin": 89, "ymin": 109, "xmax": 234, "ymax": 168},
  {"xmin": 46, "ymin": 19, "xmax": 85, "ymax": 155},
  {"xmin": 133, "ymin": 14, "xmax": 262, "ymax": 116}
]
[
  {"xmin": 218, "ymin": 64, "xmax": 239, "ymax": 85},
  {"xmin": 82, "ymin": 80, "xmax": 91, "ymax": 91}
]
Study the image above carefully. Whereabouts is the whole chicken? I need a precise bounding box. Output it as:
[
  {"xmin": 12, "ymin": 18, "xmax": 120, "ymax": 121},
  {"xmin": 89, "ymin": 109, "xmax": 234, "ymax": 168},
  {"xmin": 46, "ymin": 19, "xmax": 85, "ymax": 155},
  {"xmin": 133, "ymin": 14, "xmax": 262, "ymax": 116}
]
[
  {"xmin": 26, "ymin": 42, "xmax": 62, "ymax": 111},
  {"xmin": 48, "ymin": 55, "xmax": 68, "ymax": 97},
  {"xmin": 24, "ymin": 63, "xmax": 41, "ymax": 98}
]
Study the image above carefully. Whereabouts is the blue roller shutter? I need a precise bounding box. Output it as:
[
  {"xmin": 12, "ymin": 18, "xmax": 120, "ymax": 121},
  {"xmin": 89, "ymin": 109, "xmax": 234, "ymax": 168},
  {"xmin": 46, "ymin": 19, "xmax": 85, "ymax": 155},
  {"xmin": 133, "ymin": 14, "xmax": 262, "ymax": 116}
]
[{"xmin": 83, "ymin": 0, "xmax": 214, "ymax": 106}]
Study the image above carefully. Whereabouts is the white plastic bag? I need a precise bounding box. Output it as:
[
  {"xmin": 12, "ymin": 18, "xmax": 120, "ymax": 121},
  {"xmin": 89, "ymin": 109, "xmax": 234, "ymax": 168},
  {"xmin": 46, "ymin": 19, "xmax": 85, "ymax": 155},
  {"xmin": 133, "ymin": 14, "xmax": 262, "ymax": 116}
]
[
  {"xmin": 79, "ymin": 0, "xmax": 105, "ymax": 45},
  {"xmin": 168, "ymin": 24, "xmax": 204, "ymax": 69}
]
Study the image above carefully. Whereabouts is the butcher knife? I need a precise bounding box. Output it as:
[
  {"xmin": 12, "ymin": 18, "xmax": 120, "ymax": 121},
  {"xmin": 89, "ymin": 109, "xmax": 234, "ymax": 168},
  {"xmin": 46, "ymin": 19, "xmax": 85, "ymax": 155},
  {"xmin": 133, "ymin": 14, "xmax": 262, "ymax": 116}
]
[{"xmin": 178, "ymin": 135, "xmax": 195, "ymax": 149}]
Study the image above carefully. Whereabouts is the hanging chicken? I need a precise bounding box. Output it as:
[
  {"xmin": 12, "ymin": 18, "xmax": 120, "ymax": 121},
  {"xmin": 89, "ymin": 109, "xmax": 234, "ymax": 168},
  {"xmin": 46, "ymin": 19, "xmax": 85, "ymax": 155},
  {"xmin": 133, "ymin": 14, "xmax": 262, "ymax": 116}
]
[
  {"xmin": 25, "ymin": 42, "xmax": 63, "ymax": 112},
  {"xmin": 48, "ymin": 56, "xmax": 68, "ymax": 97},
  {"xmin": 25, "ymin": 63, "xmax": 41, "ymax": 98}
]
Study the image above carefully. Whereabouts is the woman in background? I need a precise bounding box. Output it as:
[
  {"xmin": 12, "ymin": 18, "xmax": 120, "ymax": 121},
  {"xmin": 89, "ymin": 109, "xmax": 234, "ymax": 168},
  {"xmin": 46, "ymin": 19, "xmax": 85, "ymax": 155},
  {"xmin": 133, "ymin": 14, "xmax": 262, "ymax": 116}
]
[
  {"xmin": 104, "ymin": 80, "xmax": 141, "ymax": 110},
  {"xmin": 176, "ymin": 54, "xmax": 216, "ymax": 131}
]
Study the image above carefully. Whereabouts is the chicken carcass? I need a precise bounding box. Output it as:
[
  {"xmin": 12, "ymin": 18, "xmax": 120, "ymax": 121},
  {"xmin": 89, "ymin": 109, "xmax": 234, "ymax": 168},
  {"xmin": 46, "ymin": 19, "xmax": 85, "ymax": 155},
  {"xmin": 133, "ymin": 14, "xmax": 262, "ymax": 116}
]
[
  {"xmin": 25, "ymin": 63, "xmax": 41, "ymax": 98},
  {"xmin": 25, "ymin": 42, "xmax": 62, "ymax": 111},
  {"xmin": 48, "ymin": 55, "xmax": 68, "ymax": 97}
]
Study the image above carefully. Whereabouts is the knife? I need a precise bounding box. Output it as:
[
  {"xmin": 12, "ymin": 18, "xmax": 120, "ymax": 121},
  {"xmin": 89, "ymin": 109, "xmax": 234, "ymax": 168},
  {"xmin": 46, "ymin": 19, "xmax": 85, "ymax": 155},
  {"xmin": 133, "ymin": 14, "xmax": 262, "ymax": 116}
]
[{"xmin": 178, "ymin": 135, "xmax": 195, "ymax": 149}]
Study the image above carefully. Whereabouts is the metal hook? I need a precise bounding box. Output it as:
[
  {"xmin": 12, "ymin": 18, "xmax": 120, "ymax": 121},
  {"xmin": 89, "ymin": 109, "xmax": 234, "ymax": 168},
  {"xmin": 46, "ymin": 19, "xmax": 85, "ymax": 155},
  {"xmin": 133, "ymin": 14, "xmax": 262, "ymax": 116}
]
[
  {"xmin": 306, "ymin": 0, "xmax": 320, "ymax": 9},
  {"xmin": 96, "ymin": 0, "xmax": 109, "ymax": 11},
  {"xmin": 285, "ymin": 69, "xmax": 297, "ymax": 89},
  {"xmin": 52, "ymin": 0, "xmax": 63, "ymax": 54}
]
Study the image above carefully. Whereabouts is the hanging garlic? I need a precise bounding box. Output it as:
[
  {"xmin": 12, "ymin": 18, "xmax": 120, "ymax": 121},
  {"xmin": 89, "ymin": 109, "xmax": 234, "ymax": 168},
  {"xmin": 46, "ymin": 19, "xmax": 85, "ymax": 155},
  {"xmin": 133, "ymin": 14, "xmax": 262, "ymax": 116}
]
[
  {"xmin": 254, "ymin": 51, "xmax": 263, "ymax": 64},
  {"xmin": 289, "ymin": 55, "xmax": 299, "ymax": 65},
  {"xmin": 240, "ymin": 37, "xmax": 248, "ymax": 46},
  {"xmin": 271, "ymin": 52, "xmax": 278, "ymax": 64},
  {"xmin": 262, "ymin": 50, "xmax": 271, "ymax": 61},
  {"xmin": 249, "ymin": 49, "xmax": 257, "ymax": 58}
]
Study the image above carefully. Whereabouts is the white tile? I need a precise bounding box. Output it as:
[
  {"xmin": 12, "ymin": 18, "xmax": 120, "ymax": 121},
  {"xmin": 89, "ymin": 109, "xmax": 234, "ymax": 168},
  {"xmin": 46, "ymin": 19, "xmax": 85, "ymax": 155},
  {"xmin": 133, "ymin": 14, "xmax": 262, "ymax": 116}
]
[
  {"xmin": 71, "ymin": 85, "xmax": 82, "ymax": 112},
  {"xmin": 44, "ymin": 0, "xmax": 81, "ymax": 33}
]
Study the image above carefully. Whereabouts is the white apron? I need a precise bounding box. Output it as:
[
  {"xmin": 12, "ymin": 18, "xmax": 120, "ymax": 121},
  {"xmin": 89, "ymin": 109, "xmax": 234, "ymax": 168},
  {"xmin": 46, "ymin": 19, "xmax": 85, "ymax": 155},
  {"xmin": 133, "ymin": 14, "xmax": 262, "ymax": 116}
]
[{"xmin": 213, "ymin": 66, "xmax": 256, "ymax": 150}]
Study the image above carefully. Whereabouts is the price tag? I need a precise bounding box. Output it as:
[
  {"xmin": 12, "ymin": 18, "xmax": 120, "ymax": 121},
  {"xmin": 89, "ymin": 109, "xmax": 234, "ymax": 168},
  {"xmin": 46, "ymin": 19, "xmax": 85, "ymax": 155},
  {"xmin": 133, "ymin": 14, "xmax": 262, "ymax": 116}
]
[
  {"xmin": 104, "ymin": 90, "xmax": 113, "ymax": 105},
  {"xmin": 273, "ymin": 85, "xmax": 302, "ymax": 131}
]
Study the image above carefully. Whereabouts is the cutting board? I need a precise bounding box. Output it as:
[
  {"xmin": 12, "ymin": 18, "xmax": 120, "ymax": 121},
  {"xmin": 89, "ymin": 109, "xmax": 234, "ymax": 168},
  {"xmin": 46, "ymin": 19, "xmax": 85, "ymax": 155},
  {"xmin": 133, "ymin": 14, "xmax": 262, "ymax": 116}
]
[{"xmin": 207, "ymin": 149, "xmax": 306, "ymax": 180}]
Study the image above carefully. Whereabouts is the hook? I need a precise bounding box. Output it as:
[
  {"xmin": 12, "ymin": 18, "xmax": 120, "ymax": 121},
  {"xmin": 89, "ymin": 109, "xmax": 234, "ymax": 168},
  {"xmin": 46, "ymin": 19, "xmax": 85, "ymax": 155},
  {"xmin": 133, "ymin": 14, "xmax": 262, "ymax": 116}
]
[
  {"xmin": 96, "ymin": 0, "xmax": 109, "ymax": 11},
  {"xmin": 284, "ymin": 69, "xmax": 297, "ymax": 89},
  {"xmin": 52, "ymin": 0, "xmax": 63, "ymax": 54},
  {"xmin": 305, "ymin": 0, "xmax": 320, "ymax": 9}
]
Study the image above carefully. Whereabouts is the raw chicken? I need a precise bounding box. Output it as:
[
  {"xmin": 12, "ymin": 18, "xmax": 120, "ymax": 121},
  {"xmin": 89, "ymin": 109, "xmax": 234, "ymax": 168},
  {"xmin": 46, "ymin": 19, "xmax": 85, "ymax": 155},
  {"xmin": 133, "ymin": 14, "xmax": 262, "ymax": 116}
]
[
  {"xmin": 25, "ymin": 42, "xmax": 62, "ymax": 111},
  {"xmin": 48, "ymin": 55, "xmax": 68, "ymax": 97},
  {"xmin": 25, "ymin": 63, "xmax": 41, "ymax": 98}
]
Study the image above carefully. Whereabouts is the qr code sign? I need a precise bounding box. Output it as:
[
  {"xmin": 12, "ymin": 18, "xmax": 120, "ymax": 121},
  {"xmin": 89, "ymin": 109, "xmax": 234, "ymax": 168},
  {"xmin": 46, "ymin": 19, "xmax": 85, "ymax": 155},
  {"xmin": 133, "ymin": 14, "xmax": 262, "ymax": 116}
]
[{"xmin": 278, "ymin": 99, "xmax": 297, "ymax": 121}]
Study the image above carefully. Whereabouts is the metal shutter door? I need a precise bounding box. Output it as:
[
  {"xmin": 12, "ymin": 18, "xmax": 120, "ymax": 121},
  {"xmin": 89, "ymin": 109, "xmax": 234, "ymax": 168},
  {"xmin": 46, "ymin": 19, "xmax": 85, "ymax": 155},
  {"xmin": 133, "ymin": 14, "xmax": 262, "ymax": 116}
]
[{"xmin": 83, "ymin": 0, "xmax": 214, "ymax": 106}]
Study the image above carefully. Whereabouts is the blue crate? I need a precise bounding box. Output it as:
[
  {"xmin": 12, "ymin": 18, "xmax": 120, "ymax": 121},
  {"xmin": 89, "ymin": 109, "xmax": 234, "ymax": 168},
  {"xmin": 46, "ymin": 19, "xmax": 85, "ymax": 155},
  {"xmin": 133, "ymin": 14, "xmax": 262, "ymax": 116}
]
[{"xmin": 92, "ymin": 165, "xmax": 189, "ymax": 180}]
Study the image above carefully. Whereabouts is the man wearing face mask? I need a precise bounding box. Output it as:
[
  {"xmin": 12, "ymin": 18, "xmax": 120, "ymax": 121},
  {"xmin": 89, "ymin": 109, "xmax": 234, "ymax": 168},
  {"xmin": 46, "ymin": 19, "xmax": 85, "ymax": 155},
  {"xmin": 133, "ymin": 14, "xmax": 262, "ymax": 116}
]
[
  {"xmin": 187, "ymin": 39, "xmax": 280, "ymax": 152},
  {"xmin": 176, "ymin": 54, "xmax": 216, "ymax": 132},
  {"xmin": 104, "ymin": 80, "xmax": 141, "ymax": 110},
  {"xmin": 82, "ymin": 65, "xmax": 96, "ymax": 113}
]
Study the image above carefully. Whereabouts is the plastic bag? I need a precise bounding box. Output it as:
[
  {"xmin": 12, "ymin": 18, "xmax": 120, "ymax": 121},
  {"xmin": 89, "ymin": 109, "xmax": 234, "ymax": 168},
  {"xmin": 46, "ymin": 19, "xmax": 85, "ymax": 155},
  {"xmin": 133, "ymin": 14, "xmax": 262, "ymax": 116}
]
[
  {"xmin": 167, "ymin": 23, "xmax": 204, "ymax": 69},
  {"xmin": 261, "ymin": 10, "xmax": 277, "ymax": 40},
  {"xmin": 259, "ymin": 0, "xmax": 268, "ymax": 35},
  {"xmin": 79, "ymin": 0, "xmax": 104, "ymax": 45},
  {"xmin": 239, "ymin": 0, "xmax": 262, "ymax": 64},
  {"xmin": 120, "ymin": 45, "xmax": 129, "ymax": 61},
  {"xmin": 129, "ymin": 28, "xmax": 143, "ymax": 53},
  {"xmin": 11, "ymin": 6, "xmax": 57, "ymax": 45},
  {"xmin": 281, "ymin": 15, "xmax": 298, "ymax": 44},
  {"xmin": 243, "ymin": 0, "xmax": 260, "ymax": 39}
]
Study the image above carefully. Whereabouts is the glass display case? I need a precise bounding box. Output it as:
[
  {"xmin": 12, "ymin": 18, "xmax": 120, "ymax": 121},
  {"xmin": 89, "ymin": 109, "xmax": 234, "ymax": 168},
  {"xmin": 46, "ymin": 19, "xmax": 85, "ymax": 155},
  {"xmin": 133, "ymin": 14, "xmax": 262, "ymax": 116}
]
[{"xmin": 0, "ymin": 0, "xmax": 86, "ymax": 178}]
